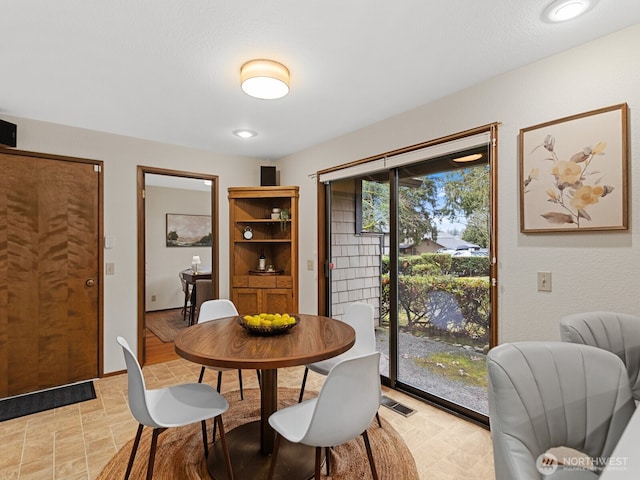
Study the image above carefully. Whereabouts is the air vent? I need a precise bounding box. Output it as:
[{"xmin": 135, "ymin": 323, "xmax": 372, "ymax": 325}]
[{"xmin": 381, "ymin": 395, "xmax": 416, "ymax": 417}]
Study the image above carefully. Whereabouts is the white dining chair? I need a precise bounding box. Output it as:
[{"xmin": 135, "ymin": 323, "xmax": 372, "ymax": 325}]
[
  {"xmin": 268, "ymin": 352, "xmax": 381, "ymax": 480},
  {"xmin": 117, "ymin": 336, "xmax": 234, "ymax": 480},
  {"xmin": 197, "ymin": 299, "xmax": 261, "ymax": 400},
  {"xmin": 298, "ymin": 302, "xmax": 382, "ymax": 427},
  {"xmin": 298, "ymin": 302, "xmax": 375, "ymax": 400}
]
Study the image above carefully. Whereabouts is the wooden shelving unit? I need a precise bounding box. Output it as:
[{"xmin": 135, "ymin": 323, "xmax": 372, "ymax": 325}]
[{"xmin": 228, "ymin": 186, "xmax": 299, "ymax": 314}]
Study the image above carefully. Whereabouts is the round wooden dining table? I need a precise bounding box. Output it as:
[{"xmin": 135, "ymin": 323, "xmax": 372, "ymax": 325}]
[{"xmin": 174, "ymin": 313, "xmax": 355, "ymax": 480}]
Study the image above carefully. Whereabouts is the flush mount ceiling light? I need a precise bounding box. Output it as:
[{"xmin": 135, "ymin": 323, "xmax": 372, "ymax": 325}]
[
  {"xmin": 233, "ymin": 129, "xmax": 258, "ymax": 139},
  {"xmin": 240, "ymin": 59, "xmax": 290, "ymax": 99},
  {"xmin": 542, "ymin": 0, "xmax": 597, "ymax": 23}
]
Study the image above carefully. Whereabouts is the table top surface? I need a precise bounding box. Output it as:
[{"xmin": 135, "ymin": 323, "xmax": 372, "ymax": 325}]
[{"xmin": 174, "ymin": 313, "xmax": 355, "ymax": 370}]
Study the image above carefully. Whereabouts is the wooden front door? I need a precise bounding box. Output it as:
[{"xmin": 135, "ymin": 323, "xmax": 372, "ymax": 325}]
[{"xmin": 0, "ymin": 149, "xmax": 102, "ymax": 398}]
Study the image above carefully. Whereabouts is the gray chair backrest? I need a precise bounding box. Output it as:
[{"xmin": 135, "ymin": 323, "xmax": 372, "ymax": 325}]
[
  {"xmin": 560, "ymin": 311, "xmax": 640, "ymax": 400},
  {"xmin": 487, "ymin": 342, "xmax": 635, "ymax": 480}
]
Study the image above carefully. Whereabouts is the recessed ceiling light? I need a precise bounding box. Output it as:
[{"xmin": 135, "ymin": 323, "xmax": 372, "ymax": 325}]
[
  {"xmin": 542, "ymin": 0, "xmax": 597, "ymax": 23},
  {"xmin": 233, "ymin": 129, "xmax": 258, "ymax": 139}
]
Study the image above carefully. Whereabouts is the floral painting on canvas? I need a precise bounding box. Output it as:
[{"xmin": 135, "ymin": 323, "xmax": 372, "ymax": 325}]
[{"xmin": 519, "ymin": 104, "xmax": 628, "ymax": 233}]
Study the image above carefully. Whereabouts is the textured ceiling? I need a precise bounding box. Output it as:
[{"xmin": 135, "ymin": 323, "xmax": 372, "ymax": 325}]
[{"xmin": 1, "ymin": 1, "xmax": 640, "ymax": 160}]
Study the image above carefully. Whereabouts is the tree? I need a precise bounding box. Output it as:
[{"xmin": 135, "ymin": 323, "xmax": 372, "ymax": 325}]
[
  {"xmin": 360, "ymin": 178, "xmax": 440, "ymax": 247},
  {"xmin": 440, "ymin": 165, "xmax": 490, "ymax": 247},
  {"xmin": 360, "ymin": 181, "xmax": 389, "ymax": 232},
  {"xmin": 398, "ymin": 179, "xmax": 440, "ymax": 247}
]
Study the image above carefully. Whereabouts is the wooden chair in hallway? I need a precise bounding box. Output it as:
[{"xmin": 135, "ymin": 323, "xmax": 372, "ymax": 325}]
[{"xmin": 178, "ymin": 271, "xmax": 193, "ymax": 324}]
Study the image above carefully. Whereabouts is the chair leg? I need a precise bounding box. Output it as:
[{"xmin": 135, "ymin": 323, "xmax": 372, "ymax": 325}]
[
  {"xmin": 201, "ymin": 420, "xmax": 209, "ymax": 458},
  {"xmin": 146, "ymin": 428, "xmax": 162, "ymax": 480},
  {"xmin": 198, "ymin": 366, "xmax": 206, "ymax": 383},
  {"xmin": 237, "ymin": 369, "xmax": 244, "ymax": 400},
  {"xmin": 217, "ymin": 416, "xmax": 235, "ymax": 480},
  {"xmin": 216, "ymin": 371, "xmax": 223, "ymax": 392},
  {"xmin": 314, "ymin": 446, "xmax": 322, "ymax": 480},
  {"xmin": 256, "ymin": 369, "xmax": 261, "ymax": 389},
  {"xmin": 298, "ymin": 367, "xmax": 309, "ymax": 403},
  {"xmin": 183, "ymin": 296, "xmax": 188, "ymax": 322},
  {"xmin": 124, "ymin": 423, "xmax": 144, "ymax": 480},
  {"xmin": 325, "ymin": 446, "xmax": 330, "ymax": 476},
  {"xmin": 267, "ymin": 432, "xmax": 282, "ymax": 480},
  {"xmin": 376, "ymin": 411, "xmax": 382, "ymax": 428},
  {"xmin": 362, "ymin": 430, "xmax": 378, "ymax": 480}
]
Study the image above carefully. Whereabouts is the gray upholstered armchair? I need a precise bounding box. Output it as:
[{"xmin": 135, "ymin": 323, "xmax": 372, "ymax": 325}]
[
  {"xmin": 560, "ymin": 311, "xmax": 640, "ymax": 401},
  {"xmin": 487, "ymin": 342, "xmax": 635, "ymax": 479}
]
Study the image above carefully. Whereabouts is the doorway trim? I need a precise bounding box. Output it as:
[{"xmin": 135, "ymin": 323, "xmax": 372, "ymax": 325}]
[{"xmin": 136, "ymin": 166, "xmax": 219, "ymax": 363}]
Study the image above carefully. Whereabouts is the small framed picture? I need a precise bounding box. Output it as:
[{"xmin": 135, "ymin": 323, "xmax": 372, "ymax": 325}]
[{"xmin": 166, "ymin": 213, "xmax": 212, "ymax": 247}]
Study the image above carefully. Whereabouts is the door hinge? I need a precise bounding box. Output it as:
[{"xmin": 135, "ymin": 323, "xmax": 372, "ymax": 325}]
[{"xmin": 94, "ymin": 164, "xmax": 101, "ymax": 172}]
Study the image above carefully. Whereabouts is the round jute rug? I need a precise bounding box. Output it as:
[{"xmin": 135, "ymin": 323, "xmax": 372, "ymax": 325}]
[{"xmin": 98, "ymin": 387, "xmax": 418, "ymax": 479}]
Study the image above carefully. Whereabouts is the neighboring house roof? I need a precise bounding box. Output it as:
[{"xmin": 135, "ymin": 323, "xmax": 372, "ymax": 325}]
[
  {"xmin": 395, "ymin": 231, "xmax": 479, "ymax": 251},
  {"xmin": 432, "ymin": 232, "xmax": 477, "ymax": 250}
]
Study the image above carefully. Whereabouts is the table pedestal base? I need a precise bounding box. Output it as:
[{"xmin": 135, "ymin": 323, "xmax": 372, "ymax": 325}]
[{"xmin": 208, "ymin": 421, "xmax": 317, "ymax": 480}]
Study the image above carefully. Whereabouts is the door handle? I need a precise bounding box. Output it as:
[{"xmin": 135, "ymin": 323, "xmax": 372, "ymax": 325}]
[{"xmin": 86, "ymin": 279, "xmax": 96, "ymax": 287}]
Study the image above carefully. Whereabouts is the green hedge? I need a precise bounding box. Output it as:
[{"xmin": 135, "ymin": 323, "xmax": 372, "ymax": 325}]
[
  {"xmin": 382, "ymin": 253, "xmax": 488, "ymax": 277},
  {"xmin": 380, "ymin": 273, "xmax": 490, "ymax": 345}
]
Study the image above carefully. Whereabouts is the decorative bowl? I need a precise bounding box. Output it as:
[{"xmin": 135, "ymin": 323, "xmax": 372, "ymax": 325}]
[{"xmin": 237, "ymin": 315, "xmax": 299, "ymax": 336}]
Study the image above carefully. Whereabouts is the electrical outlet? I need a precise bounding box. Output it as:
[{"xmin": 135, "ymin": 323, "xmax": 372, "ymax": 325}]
[
  {"xmin": 537, "ymin": 271, "xmax": 552, "ymax": 292},
  {"xmin": 151, "ymin": 295, "xmax": 156, "ymax": 302},
  {"xmin": 105, "ymin": 262, "xmax": 115, "ymax": 275},
  {"xmin": 307, "ymin": 260, "xmax": 314, "ymax": 270}
]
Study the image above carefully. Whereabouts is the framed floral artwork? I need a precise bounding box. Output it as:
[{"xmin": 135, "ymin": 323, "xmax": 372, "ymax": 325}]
[{"xmin": 520, "ymin": 103, "xmax": 628, "ymax": 233}]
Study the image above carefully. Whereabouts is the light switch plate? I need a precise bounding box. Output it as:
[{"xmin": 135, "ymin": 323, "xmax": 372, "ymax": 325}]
[{"xmin": 537, "ymin": 271, "xmax": 551, "ymax": 292}]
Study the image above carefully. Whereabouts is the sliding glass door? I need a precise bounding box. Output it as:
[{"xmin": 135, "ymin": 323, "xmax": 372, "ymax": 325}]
[{"xmin": 321, "ymin": 127, "xmax": 496, "ymax": 422}]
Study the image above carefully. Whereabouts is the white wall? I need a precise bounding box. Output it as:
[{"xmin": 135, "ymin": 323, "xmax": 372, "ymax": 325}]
[
  {"xmin": 4, "ymin": 23, "xmax": 640, "ymax": 373},
  {"xmin": 145, "ymin": 185, "xmax": 212, "ymax": 311},
  {"xmin": 280, "ymin": 24, "xmax": 640, "ymax": 344}
]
